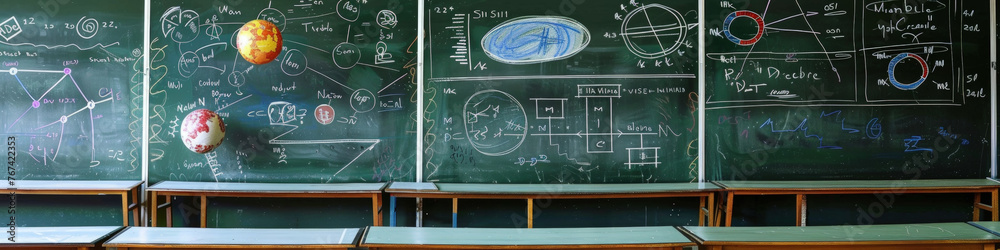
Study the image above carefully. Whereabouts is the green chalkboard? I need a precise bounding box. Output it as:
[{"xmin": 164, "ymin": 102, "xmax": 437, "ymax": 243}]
[
  {"xmin": 423, "ymin": 0, "xmax": 700, "ymax": 183},
  {"xmin": 148, "ymin": 0, "xmax": 418, "ymax": 183},
  {"xmin": 1, "ymin": 0, "xmax": 144, "ymax": 180},
  {"xmin": 704, "ymin": 0, "xmax": 994, "ymax": 180}
]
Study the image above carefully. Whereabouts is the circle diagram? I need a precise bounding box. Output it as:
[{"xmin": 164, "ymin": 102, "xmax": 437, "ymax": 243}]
[
  {"xmin": 723, "ymin": 11, "xmax": 765, "ymax": 46},
  {"xmin": 620, "ymin": 4, "xmax": 688, "ymax": 59},
  {"xmin": 376, "ymin": 10, "xmax": 398, "ymax": 29},
  {"xmin": 332, "ymin": 42, "xmax": 361, "ymax": 69},
  {"xmin": 258, "ymin": 8, "xmax": 287, "ymax": 31},
  {"xmin": 281, "ymin": 49, "xmax": 308, "ymax": 76},
  {"xmin": 887, "ymin": 53, "xmax": 928, "ymax": 90},
  {"xmin": 178, "ymin": 51, "xmax": 200, "ymax": 78},
  {"xmin": 160, "ymin": 7, "xmax": 200, "ymax": 43},
  {"xmin": 350, "ymin": 89, "xmax": 376, "ymax": 113},
  {"xmin": 314, "ymin": 104, "xmax": 336, "ymax": 125},
  {"xmin": 463, "ymin": 90, "xmax": 528, "ymax": 156}
]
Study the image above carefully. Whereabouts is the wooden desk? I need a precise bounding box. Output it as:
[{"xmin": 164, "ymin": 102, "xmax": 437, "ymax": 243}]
[
  {"xmin": 361, "ymin": 226, "xmax": 694, "ymax": 249},
  {"xmin": 147, "ymin": 181, "xmax": 387, "ymax": 227},
  {"xmin": 969, "ymin": 221, "xmax": 1000, "ymax": 237},
  {"xmin": 386, "ymin": 182, "xmax": 720, "ymax": 228},
  {"xmin": 0, "ymin": 226, "xmax": 122, "ymax": 249},
  {"xmin": 104, "ymin": 227, "xmax": 359, "ymax": 249},
  {"xmin": 680, "ymin": 222, "xmax": 1000, "ymax": 250},
  {"xmin": 714, "ymin": 179, "xmax": 1000, "ymax": 226},
  {"xmin": 11, "ymin": 180, "xmax": 143, "ymax": 226}
]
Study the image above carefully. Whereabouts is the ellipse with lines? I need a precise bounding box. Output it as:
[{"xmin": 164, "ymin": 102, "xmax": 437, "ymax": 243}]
[{"xmin": 481, "ymin": 16, "xmax": 590, "ymax": 65}]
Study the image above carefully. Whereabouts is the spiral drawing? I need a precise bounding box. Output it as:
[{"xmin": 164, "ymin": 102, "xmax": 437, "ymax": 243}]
[{"xmin": 77, "ymin": 17, "xmax": 99, "ymax": 39}]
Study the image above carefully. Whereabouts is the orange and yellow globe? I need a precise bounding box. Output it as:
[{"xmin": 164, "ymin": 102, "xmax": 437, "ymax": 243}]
[{"xmin": 236, "ymin": 20, "xmax": 282, "ymax": 64}]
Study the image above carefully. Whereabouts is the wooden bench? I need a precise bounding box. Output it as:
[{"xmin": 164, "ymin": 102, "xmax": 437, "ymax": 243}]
[
  {"xmin": 104, "ymin": 227, "xmax": 360, "ymax": 249},
  {"xmin": 680, "ymin": 222, "xmax": 1000, "ymax": 249},
  {"xmin": 360, "ymin": 226, "xmax": 695, "ymax": 249},
  {"xmin": 11, "ymin": 180, "xmax": 143, "ymax": 226},
  {"xmin": 386, "ymin": 182, "xmax": 720, "ymax": 227},
  {"xmin": 0, "ymin": 226, "xmax": 122, "ymax": 249},
  {"xmin": 714, "ymin": 179, "xmax": 1000, "ymax": 226},
  {"xmin": 147, "ymin": 181, "xmax": 387, "ymax": 227}
]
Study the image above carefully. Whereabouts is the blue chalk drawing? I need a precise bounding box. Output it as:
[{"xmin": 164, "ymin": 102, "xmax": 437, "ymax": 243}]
[{"xmin": 481, "ymin": 16, "xmax": 590, "ymax": 65}]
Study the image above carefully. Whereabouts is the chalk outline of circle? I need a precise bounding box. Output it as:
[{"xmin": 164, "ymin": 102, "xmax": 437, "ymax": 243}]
[
  {"xmin": 331, "ymin": 42, "xmax": 361, "ymax": 69},
  {"xmin": 462, "ymin": 90, "xmax": 528, "ymax": 157},
  {"xmin": 482, "ymin": 16, "xmax": 591, "ymax": 64},
  {"xmin": 178, "ymin": 51, "xmax": 200, "ymax": 78},
  {"xmin": 350, "ymin": 89, "xmax": 376, "ymax": 113},
  {"xmin": 162, "ymin": 8, "xmax": 200, "ymax": 43},
  {"xmin": 9, "ymin": 67, "xmax": 16, "ymax": 75},
  {"xmin": 281, "ymin": 49, "xmax": 308, "ymax": 76},
  {"xmin": 227, "ymin": 71, "xmax": 246, "ymax": 87},
  {"xmin": 314, "ymin": 104, "xmax": 336, "ymax": 125},
  {"xmin": 337, "ymin": 0, "xmax": 360, "ymax": 22},
  {"xmin": 620, "ymin": 4, "xmax": 687, "ymax": 59},
  {"xmin": 887, "ymin": 53, "xmax": 928, "ymax": 90},
  {"xmin": 257, "ymin": 8, "xmax": 287, "ymax": 31},
  {"xmin": 76, "ymin": 16, "xmax": 99, "ymax": 39},
  {"xmin": 723, "ymin": 11, "xmax": 765, "ymax": 46},
  {"xmin": 376, "ymin": 10, "xmax": 398, "ymax": 29}
]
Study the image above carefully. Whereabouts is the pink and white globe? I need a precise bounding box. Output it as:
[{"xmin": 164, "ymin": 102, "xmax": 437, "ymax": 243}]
[{"xmin": 181, "ymin": 109, "xmax": 226, "ymax": 154}]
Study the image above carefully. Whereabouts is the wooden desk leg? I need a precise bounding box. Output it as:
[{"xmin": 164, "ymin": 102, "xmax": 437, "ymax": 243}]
[
  {"xmin": 131, "ymin": 187, "xmax": 140, "ymax": 226},
  {"xmin": 200, "ymin": 196, "xmax": 207, "ymax": 228},
  {"xmin": 166, "ymin": 195, "xmax": 173, "ymax": 227},
  {"xmin": 992, "ymin": 189, "xmax": 998, "ymax": 221},
  {"xmin": 725, "ymin": 192, "xmax": 734, "ymax": 227},
  {"xmin": 975, "ymin": 192, "xmax": 982, "ymax": 221},
  {"xmin": 708, "ymin": 193, "xmax": 715, "ymax": 227},
  {"xmin": 151, "ymin": 191, "xmax": 158, "ymax": 227},
  {"xmin": 372, "ymin": 193, "xmax": 383, "ymax": 226},
  {"xmin": 796, "ymin": 194, "xmax": 806, "ymax": 226},
  {"xmin": 527, "ymin": 198, "xmax": 534, "ymax": 228},
  {"xmin": 699, "ymin": 196, "xmax": 706, "ymax": 226},
  {"xmin": 452, "ymin": 198, "xmax": 458, "ymax": 228},
  {"xmin": 121, "ymin": 192, "xmax": 129, "ymax": 227}
]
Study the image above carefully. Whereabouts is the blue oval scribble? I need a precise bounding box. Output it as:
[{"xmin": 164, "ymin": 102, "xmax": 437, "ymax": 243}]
[{"xmin": 481, "ymin": 16, "xmax": 590, "ymax": 65}]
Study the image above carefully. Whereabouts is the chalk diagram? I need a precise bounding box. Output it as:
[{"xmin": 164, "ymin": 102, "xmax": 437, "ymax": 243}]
[
  {"xmin": 480, "ymin": 16, "xmax": 591, "ymax": 65},
  {"xmin": 4, "ymin": 67, "xmax": 114, "ymax": 167},
  {"xmin": 155, "ymin": 0, "xmax": 410, "ymax": 177},
  {"xmin": 619, "ymin": 3, "xmax": 696, "ymax": 59},
  {"xmin": 860, "ymin": 0, "xmax": 955, "ymax": 103},
  {"xmin": 460, "ymin": 86, "xmax": 663, "ymax": 169},
  {"xmin": 705, "ymin": 0, "xmax": 857, "ymax": 104}
]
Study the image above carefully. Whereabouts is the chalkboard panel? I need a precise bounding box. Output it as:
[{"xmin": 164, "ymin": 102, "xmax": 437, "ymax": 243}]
[
  {"xmin": 1, "ymin": 0, "xmax": 143, "ymax": 180},
  {"xmin": 148, "ymin": 0, "xmax": 418, "ymax": 183},
  {"xmin": 423, "ymin": 0, "xmax": 700, "ymax": 183},
  {"xmin": 704, "ymin": 0, "xmax": 993, "ymax": 180}
]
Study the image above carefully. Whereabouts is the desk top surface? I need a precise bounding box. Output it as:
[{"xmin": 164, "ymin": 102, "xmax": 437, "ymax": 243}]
[
  {"xmin": 362, "ymin": 226, "xmax": 694, "ymax": 247},
  {"xmin": 968, "ymin": 222, "xmax": 1000, "ymax": 236},
  {"xmin": 714, "ymin": 179, "xmax": 1000, "ymax": 190},
  {"xmin": 682, "ymin": 222, "xmax": 1000, "ymax": 244},
  {"xmin": 147, "ymin": 181, "xmax": 387, "ymax": 193},
  {"xmin": 104, "ymin": 227, "xmax": 360, "ymax": 247},
  {"xmin": 10, "ymin": 180, "xmax": 142, "ymax": 191},
  {"xmin": 0, "ymin": 226, "xmax": 122, "ymax": 246},
  {"xmin": 387, "ymin": 182, "xmax": 720, "ymax": 194}
]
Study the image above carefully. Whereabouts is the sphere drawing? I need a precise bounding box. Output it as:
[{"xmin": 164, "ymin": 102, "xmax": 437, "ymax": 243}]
[
  {"xmin": 236, "ymin": 19, "xmax": 283, "ymax": 64},
  {"xmin": 181, "ymin": 109, "xmax": 226, "ymax": 154}
]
